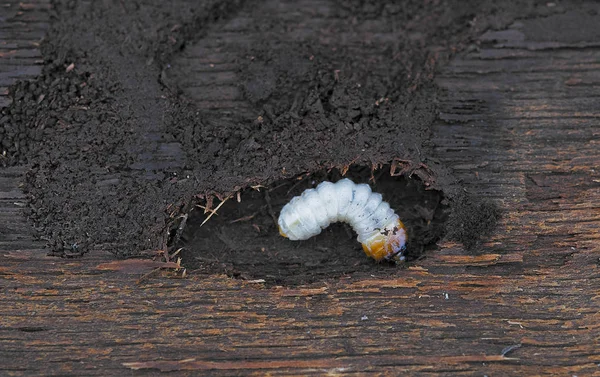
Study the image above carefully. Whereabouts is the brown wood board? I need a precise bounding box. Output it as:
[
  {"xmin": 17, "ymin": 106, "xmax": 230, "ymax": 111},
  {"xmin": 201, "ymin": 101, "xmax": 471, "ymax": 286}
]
[
  {"xmin": 1, "ymin": 3, "xmax": 599, "ymax": 377},
  {"xmin": 0, "ymin": 0, "xmax": 49, "ymax": 108}
]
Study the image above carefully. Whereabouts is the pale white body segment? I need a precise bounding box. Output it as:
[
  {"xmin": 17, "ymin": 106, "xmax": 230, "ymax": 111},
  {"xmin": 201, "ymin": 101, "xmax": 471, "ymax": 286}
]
[{"xmin": 278, "ymin": 179, "xmax": 407, "ymax": 262}]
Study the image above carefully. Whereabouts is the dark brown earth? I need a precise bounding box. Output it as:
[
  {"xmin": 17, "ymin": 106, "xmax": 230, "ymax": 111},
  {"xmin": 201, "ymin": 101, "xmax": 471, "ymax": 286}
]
[
  {"xmin": 0, "ymin": 0, "xmax": 565, "ymax": 282},
  {"xmin": 180, "ymin": 165, "xmax": 448, "ymax": 285}
]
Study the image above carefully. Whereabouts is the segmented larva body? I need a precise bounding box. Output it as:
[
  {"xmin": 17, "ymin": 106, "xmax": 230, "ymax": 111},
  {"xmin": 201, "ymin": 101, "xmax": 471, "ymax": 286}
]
[{"xmin": 278, "ymin": 178, "xmax": 407, "ymax": 262}]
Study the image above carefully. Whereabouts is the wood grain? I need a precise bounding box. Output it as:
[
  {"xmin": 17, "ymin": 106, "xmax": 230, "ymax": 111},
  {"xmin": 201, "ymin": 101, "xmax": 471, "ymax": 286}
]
[
  {"xmin": 1, "ymin": 5, "xmax": 599, "ymax": 377},
  {"xmin": 0, "ymin": 0, "xmax": 49, "ymax": 108},
  {"xmin": 0, "ymin": 1, "xmax": 47, "ymax": 252}
]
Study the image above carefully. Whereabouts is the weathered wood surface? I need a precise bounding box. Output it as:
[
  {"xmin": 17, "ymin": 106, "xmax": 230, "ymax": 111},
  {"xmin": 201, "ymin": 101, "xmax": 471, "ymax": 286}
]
[
  {"xmin": 1, "ymin": 6, "xmax": 600, "ymax": 377},
  {"xmin": 0, "ymin": 0, "xmax": 49, "ymax": 108},
  {"xmin": 0, "ymin": 165, "xmax": 43, "ymax": 251},
  {"xmin": 0, "ymin": 1, "xmax": 47, "ymax": 251}
]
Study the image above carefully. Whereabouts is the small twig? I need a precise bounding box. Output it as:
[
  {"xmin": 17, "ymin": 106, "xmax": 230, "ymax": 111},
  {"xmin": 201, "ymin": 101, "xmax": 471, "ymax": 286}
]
[
  {"xmin": 171, "ymin": 247, "xmax": 183, "ymax": 259},
  {"xmin": 200, "ymin": 196, "xmax": 230, "ymax": 227},
  {"xmin": 136, "ymin": 258, "xmax": 184, "ymax": 284},
  {"xmin": 230, "ymin": 214, "xmax": 256, "ymax": 223},
  {"xmin": 341, "ymin": 155, "xmax": 361, "ymax": 175},
  {"xmin": 166, "ymin": 199, "xmax": 194, "ymax": 261},
  {"xmin": 169, "ymin": 214, "xmax": 188, "ymax": 253},
  {"xmin": 268, "ymin": 182, "xmax": 288, "ymax": 192},
  {"xmin": 136, "ymin": 267, "xmax": 162, "ymax": 284},
  {"xmin": 196, "ymin": 204, "xmax": 219, "ymax": 216}
]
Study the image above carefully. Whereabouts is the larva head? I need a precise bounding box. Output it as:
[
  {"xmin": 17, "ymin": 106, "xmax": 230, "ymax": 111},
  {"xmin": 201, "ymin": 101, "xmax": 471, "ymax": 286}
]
[{"xmin": 361, "ymin": 219, "xmax": 407, "ymax": 263}]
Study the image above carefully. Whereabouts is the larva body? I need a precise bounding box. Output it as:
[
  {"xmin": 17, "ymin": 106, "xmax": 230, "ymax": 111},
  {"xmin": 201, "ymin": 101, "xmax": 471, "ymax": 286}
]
[{"xmin": 278, "ymin": 178, "xmax": 407, "ymax": 262}]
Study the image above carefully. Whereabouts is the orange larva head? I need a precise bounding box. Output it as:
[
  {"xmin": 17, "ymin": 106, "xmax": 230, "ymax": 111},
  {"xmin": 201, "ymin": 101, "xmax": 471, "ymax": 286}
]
[{"xmin": 361, "ymin": 219, "xmax": 407, "ymax": 263}]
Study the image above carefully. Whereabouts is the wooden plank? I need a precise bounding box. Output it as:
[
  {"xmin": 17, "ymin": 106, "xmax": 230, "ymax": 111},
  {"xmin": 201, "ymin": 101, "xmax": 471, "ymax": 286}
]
[
  {"xmin": 0, "ymin": 246, "xmax": 598, "ymax": 375},
  {"xmin": 0, "ymin": 165, "xmax": 43, "ymax": 250},
  {"xmin": 0, "ymin": 0, "xmax": 48, "ymax": 108},
  {"xmin": 0, "ymin": 3, "xmax": 599, "ymax": 377}
]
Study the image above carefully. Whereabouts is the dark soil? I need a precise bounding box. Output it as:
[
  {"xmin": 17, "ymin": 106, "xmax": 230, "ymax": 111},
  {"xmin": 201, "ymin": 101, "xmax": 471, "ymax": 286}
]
[
  {"xmin": 179, "ymin": 165, "xmax": 447, "ymax": 285},
  {"xmin": 0, "ymin": 0, "xmax": 561, "ymax": 283}
]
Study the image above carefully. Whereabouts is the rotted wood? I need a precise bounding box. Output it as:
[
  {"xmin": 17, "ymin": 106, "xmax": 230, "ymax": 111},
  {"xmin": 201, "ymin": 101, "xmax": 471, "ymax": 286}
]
[{"xmin": 1, "ymin": 6, "xmax": 600, "ymax": 377}]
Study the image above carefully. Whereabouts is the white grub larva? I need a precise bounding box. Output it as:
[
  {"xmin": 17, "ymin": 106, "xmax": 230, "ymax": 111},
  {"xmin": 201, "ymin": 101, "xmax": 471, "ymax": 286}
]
[{"xmin": 278, "ymin": 178, "xmax": 407, "ymax": 262}]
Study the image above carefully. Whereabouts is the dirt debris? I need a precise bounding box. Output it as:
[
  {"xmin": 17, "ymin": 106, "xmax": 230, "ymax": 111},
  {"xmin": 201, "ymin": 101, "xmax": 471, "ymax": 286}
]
[{"xmin": 0, "ymin": 0, "xmax": 553, "ymax": 276}]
